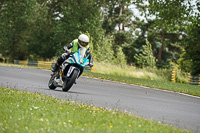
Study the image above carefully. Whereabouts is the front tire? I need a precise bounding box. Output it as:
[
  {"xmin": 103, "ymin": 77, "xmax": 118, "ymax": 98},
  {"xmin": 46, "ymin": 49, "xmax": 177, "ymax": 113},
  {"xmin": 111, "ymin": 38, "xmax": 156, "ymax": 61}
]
[{"xmin": 62, "ymin": 69, "xmax": 79, "ymax": 92}]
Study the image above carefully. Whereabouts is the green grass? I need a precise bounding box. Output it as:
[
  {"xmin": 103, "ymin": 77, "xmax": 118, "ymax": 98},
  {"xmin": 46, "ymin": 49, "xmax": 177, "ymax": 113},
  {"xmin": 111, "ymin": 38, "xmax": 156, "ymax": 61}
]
[
  {"xmin": 93, "ymin": 62, "xmax": 190, "ymax": 83},
  {"xmin": 0, "ymin": 87, "xmax": 191, "ymax": 133},
  {"xmin": 94, "ymin": 62, "xmax": 172, "ymax": 81}
]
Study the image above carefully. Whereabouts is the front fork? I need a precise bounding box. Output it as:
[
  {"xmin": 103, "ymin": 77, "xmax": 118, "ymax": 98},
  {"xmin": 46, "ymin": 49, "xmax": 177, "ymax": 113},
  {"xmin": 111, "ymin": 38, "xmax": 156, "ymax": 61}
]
[{"xmin": 66, "ymin": 66, "xmax": 80, "ymax": 84}]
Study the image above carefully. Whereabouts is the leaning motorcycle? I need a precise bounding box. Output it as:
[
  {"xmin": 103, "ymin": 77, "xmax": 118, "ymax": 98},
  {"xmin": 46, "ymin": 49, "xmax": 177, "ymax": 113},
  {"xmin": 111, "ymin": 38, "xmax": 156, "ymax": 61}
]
[{"xmin": 48, "ymin": 50, "xmax": 90, "ymax": 92}]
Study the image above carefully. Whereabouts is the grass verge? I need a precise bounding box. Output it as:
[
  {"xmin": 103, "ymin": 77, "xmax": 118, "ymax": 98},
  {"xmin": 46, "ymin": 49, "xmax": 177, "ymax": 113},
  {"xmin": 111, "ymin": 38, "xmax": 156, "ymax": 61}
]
[
  {"xmin": 93, "ymin": 62, "xmax": 189, "ymax": 83},
  {"xmin": 0, "ymin": 87, "xmax": 191, "ymax": 133},
  {"xmin": 94, "ymin": 62, "xmax": 172, "ymax": 81}
]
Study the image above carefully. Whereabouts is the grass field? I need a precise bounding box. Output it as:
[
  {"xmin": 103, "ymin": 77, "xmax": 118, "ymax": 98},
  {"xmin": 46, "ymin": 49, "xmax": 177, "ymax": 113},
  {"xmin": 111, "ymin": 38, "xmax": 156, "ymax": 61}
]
[{"xmin": 0, "ymin": 87, "xmax": 191, "ymax": 133}]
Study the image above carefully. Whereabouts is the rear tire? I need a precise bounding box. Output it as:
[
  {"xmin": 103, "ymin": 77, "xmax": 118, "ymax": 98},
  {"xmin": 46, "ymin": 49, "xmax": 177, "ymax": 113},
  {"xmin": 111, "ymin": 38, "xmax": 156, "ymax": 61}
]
[
  {"xmin": 48, "ymin": 75, "xmax": 56, "ymax": 90},
  {"xmin": 62, "ymin": 69, "xmax": 79, "ymax": 92}
]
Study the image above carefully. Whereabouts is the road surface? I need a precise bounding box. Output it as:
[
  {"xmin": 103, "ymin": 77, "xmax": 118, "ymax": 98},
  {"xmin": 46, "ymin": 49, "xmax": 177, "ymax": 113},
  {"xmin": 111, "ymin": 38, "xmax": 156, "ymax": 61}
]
[{"xmin": 0, "ymin": 66, "xmax": 200, "ymax": 132}]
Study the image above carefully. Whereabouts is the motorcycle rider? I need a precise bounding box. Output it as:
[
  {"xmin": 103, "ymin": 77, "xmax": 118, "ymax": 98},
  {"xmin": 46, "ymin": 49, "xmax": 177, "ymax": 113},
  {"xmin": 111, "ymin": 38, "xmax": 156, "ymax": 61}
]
[{"xmin": 52, "ymin": 34, "xmax": 93, "ymax": 72}]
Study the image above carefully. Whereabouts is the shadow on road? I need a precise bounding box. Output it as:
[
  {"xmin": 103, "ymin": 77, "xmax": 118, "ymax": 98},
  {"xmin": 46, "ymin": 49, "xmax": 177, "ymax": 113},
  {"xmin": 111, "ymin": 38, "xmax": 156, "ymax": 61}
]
[
  {"xmin": 68, "ymin": 90, "xmax": 91, "ymax": 95},
  {"xmin": 45, "ymin": 88, "xmax": 92, "ymax": 95}
]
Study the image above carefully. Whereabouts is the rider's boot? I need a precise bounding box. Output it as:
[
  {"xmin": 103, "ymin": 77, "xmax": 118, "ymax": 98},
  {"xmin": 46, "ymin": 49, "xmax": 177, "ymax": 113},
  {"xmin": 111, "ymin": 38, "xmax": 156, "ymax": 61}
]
[{"xmin": 52, "ymin": 63, "xmax": 59, "ymax": 72}]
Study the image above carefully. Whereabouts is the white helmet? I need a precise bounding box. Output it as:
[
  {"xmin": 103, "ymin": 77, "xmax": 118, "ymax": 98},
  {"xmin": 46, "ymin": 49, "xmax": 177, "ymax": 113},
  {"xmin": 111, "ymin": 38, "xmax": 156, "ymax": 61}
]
[
  {"xmin": 78, "ymin": 34, "xmax": 89, "ymax": 47},
  {"xmin": 78, "ymin": 34, "xmax": 89, "ymax": 43}
]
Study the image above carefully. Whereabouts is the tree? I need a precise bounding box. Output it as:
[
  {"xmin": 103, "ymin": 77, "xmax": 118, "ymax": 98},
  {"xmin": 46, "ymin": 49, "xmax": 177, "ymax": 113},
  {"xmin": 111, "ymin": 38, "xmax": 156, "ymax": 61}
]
[
  {"xmin": 45, "ymin": 0, "xmax": 104, "ymax": 56},
  {"xmin": 0, "ymin": 0, "xmax": 104, "ymax": 61},
  {"xmin": 147, "ymin": 0, "xmax": 194, "ymax": 64},
  {"xmin": 181, "ymin": 16, "xmax": 200, "ymax": 75},
  {"xmin": 0, "ymin": 0, "xmax": 58, "ymax": 60},
  {"xmin": 102, "ymin": 0, "xmax": 133, "ymax": 46},
  {"xmin": 134, "ymin": 39, "xmax": 156, "ymax": 68},
  {"xmin": 0, "ymin": 0, "xmax": 32, "ymax": 61}
]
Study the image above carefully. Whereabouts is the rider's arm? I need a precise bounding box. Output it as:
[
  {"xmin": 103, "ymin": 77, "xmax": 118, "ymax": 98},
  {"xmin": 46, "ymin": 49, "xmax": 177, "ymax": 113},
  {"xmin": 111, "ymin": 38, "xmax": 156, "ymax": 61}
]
[
  {"xmin": 64, "ymin": 42, "xmax": 74, "ymax": 52},
  {"xmin": 67, "ymin": 42, "xmax": 74, "ymax": 49},
  {"xmin": 62, "ymin": 42, "xmax": 74, "ymax": 59}
]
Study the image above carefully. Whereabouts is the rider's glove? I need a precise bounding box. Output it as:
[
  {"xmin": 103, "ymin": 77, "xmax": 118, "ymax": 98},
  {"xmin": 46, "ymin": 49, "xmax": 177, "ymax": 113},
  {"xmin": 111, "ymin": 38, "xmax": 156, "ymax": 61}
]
[
  {"xmin": 63, "ymin": 46, "xmax": 68, "ymax": 52},
  {"xmin": 89, "ymin": 63, "xmax": 93, "ymax": 67}
]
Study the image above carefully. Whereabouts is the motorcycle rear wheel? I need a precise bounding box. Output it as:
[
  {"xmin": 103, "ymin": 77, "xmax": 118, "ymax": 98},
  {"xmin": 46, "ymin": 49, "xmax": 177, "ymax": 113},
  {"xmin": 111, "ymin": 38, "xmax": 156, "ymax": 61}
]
[{"xmin": 62, "ymin": 69, "xmax": 79, "ymax": 92}]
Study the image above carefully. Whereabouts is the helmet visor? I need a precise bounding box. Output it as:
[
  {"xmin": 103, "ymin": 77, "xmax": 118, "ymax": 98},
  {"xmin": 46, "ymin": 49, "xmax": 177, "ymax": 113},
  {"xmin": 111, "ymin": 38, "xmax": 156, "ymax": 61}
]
[{"xmin": 80, "ymin": 41, "xmax": 88, "ymax": 47}]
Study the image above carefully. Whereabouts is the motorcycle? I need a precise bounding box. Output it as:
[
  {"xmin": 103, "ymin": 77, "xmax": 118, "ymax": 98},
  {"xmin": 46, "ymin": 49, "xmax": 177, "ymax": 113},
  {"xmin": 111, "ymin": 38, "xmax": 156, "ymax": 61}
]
[{"xmin": 48, "ymin": 49, "xmax": 90, "ymax": 92}]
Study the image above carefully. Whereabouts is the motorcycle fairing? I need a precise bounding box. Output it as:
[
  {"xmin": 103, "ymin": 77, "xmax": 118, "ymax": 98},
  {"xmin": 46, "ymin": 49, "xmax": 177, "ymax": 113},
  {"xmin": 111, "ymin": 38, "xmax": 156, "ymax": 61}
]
[{"xmin": 63, "ymin": 49, "xmax": 90, "ymax": 78}]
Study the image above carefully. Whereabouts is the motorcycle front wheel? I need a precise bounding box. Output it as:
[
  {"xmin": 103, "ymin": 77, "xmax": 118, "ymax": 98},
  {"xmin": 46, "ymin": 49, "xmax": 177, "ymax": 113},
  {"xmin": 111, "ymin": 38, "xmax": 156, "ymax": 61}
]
[{"xmin": 62, "ymin": 69, "xmax": 79, "ymax": 92}]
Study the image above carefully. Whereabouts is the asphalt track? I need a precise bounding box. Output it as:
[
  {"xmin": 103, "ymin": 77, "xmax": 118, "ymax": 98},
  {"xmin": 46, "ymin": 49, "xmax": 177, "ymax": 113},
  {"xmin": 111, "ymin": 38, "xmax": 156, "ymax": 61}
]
[{"xmin": 0, "ymin": 66, "xmax": 200, "ymax": 132}]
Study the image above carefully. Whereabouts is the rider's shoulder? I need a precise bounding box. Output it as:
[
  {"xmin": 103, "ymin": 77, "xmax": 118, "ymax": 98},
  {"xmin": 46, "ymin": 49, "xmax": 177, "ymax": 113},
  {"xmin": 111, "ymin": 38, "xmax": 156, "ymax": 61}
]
[{"xmin": 73, "ymin": 39, "xmax": 78, "ymax": 42}]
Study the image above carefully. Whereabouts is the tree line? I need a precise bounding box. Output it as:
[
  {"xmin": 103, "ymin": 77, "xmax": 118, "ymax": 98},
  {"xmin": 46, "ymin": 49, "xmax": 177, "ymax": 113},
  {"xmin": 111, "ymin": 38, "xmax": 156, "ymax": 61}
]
[{"xmin": 0, "ymin": 0, "xmax": 199, "ymax": 75}]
